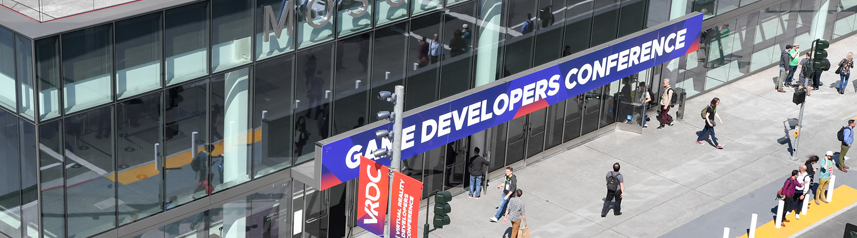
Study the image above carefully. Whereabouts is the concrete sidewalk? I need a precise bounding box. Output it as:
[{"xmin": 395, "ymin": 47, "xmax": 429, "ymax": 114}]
[{"xmin": 355, "ymin": 33, "xmax": 857, "ymax": 238}]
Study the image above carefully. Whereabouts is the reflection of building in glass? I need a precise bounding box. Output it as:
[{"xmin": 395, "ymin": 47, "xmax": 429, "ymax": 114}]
[{"xmin": 0, "ymin": 0, "xmax": 852, "ymax": 237}]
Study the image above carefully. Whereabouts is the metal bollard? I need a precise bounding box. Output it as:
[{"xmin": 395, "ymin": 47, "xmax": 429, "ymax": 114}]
[
  {"xmin": 723, "ymin": 227, "xmax": 729, "ymax": 238},
  {"xmin": 827, "ymin": 175, "xmax": 836, "ymax": 202},
  {"xmin": 775, "ymin": 199, "xmax": 785, "ymax": 228},
  {"xmin": 749, "ymin": 213, "xmax": 757, "ymax": 238},
  {"xmin": 676, "ymin": 92, "xmax": 687, "ymax": 120}
]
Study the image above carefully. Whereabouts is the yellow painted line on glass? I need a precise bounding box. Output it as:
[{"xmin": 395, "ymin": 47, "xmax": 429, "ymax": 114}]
[
  {"xmin": 108, "ymin": 129, "xmax": 263, "ymax": 185},
  {"xmin": 739, "ymin": 185, "xmax": 857, "ymax": 238}
]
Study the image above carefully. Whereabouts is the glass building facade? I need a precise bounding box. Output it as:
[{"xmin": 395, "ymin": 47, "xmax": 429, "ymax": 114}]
[{"xmin": 1, "ymin": 0, "xmax": 857, "ymax": 237}]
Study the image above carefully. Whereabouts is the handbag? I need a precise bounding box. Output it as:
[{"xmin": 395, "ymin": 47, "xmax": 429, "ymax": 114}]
[
  {"xmin": 836, "ymin": 65, "xmax": 842, "ymax": 74},
  {"xmin": 517, "ymin": 227, "xmax": 530, "ymax": 238}
]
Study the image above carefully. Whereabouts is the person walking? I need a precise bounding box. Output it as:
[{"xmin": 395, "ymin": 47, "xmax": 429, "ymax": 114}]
[
  {"xmin": 468, "ymin": 147, "xmax": 489, "ymax": 199},
  {"xmin": 839, "ymin": 119, "xmax": 854, "ymax": 172},
  {"xmin": 776, "ymin": 45, "xmax": 792, "ymax": 92},
  {"xmin": 778, "ymin": 170, "xmax": 800, "ymax": 227},
  {"xmin": 696, "ymin": 97, "xmax": 724, "ymax": 149},
  {"xmin": 601, "ymin": 163, "xmax": 624, "ymax": 217},
  {"xmin": 796, "ymin": 52, "xmax": 813, "ymax": 96},
  {"xmin": 490, "ymin": 167, "xmax": 517, "ymax": 222},
  {"xmin": 428, "ymin": 33, "xmax": 444, "ymax": 64},
  {"xmin": 816, "ymin": 151, "xmax": 835, "ymax": 205},
  {"xmin": 504, "ymin": 189, "xmax": 527, "ymax": 238},
  {"xmin": 786, "ymin": 44, "xmax": 800, "ymax": 86},
  {"xmin": 793, "ymin": 164, "xmax": 811, "ymax": 219},
  {"xmin": 637, "ymin": 82, "xmax": 651, "ymax": 128},
  {"xmin": 837, "ymin": 52, "xmax": 853, "ymax": 94},
  {"xmin": 658, "ymin": 79, "xmax": 675, "ymax": 129}
]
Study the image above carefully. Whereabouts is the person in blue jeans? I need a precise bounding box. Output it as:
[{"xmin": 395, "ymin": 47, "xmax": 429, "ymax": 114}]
[
  {"xmin": 838, "ymin": 53, "xmax": 853, "ymax": 94},
  {"xmin": 490, "ymin": 167, "xmax": 517, "ymax": 222},
  {"xmin": 637, "ymin": 82, "xmax": 651, "ymax": 128},
  {"xmin": 696, "ymin": 97, "xmax": 724, "ymax": 149},
  {"xmin": 468, "ymin": 147, "xmax": 489, "ymax": 198}
]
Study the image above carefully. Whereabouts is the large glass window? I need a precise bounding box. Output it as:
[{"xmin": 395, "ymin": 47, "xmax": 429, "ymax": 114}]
[
  {"xmin": 562, "ymin": 0, "xmax": 592, "ymax": 56},
  {"xmin": 412, "ymin": 0, "xmax": 440, "ymax": 16},
  {"xmin": 0, "ymin": 109, "xmax": 20, "ymax": 238},
  {"xmin": 369, "ymin": 22, "xmax": 408, "ymax": 123},
  {"xmin": 533, "ymin": 0, "xmax": 566, "ymax": 66},
  {"xmin": 164, "ymin": 79, "xmax": 208, "ymax": 207},
  {"xmin": 333, "ymin": 33, "xmax": 371, "ymax": 135},
  {"xmin": 62, "ymin": 24, "xmax": 114, "ymax": 114},
  {"xmin": 115, "ymin": 13, "xmax": 163, "ymax": 100},
  {"xmin": 590, "ymin": 0, "xmax": 619, "ymax": 46},
  {"xmin": 405, "ymin": 12, "xmax": 442, "ymax": 110},
  {"xmin": 212, "ymin": 0, "xmax": 254, "ymax": 72},
  {"xmin": 337, "ymin": 0, "xmax": 374, "ymax": 37},
  {"xmin": 165, "ymin": 2, "xmax": 210, "ymax": 86},
  {"xmin": 35, "ymin": 37, "xmax": 61, "ymax": 120},
  {"xmin": 297, "ymin": 0, "xmax": 335, "ymax": 49},
  {"xmin": 116, "ymin": 93, "xmax": 163, "ymax": 225},
  {"xmin": 473, "ymin": 0, "xmax": 502, "ymax": 86},
  {"xmin": 717, "ymin": 0, "xmax": 741, "ymax": 15},
  {"xmin": 210, "ymin": 67, "xmax": 252, "ymax": 191},
  {"xmin": 256, "ymin": 0, "xmax": 296, "ymax": 61},
  {"xmin": 254, "ymin": 55, "xmax": 293, "ymax": 177},
  {"xmin": 617, "ymin": 0, "xmax": 646, "ymax": 38},
  {"xmin": 0, "ymin": 27, "xmax": 15, "ymax": 112},
  {"xmin": 440, "ymin": 2, "xmax": 476, "ymax": 99},
  {"xmin": 294, "ymin": 43, "xmax": 332, "ymax": 165},
  {"xmin": 19, "ymin": 121, "xmax": 37, "ymax": 238},
  {"xmin": 376, "ymin": 0, "xmax": 408, "ymax": 27},
  {"xmin": 544, "ymin": 101, "xmax": 564, "ymax": 149},
  {"xmin": 502, "ymin": 0, "xmax": 537, "ymax": 75},
  {"xmin": 64, "ymin": 106, "xmax": 115, "ymax": 237},
  {"xmin": 38, "ymin": 120, "xmax": 63, "ymax": 238},
  {"xmin": 16, "ymin": 35, "xmax": 34, "ymax": 120}
]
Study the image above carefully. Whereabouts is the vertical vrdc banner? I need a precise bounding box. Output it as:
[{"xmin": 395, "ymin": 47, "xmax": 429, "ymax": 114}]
[
  {"xmin": 357, "ymin": 156, "xmax": 389, "ymax": 236},
  {"xmin": 390, "ymin": 171, "xmax": 422, "ymax": 238}
]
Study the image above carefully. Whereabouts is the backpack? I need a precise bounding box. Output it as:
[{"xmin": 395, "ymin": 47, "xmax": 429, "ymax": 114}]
[
  {"xmin": 700, "ymin": 106, "xmax": 714, "ymax": 120},
  {"xmin": 838, "ymin": 126, "xmax": 851, "ymax": 142},
  {"xmin": 667, "ymin": 88, "xmax": 678, "ymax": 106},
  {"xmin": 802, "ymin": 59, "xmax": 815, "ymax": 78},
  {"xmin": 191, "ymin": 152, "xmax": 204, "ymax": 172},
  {"xmin": 607, "ymin": 172, "xmax": 621, "ymax": 191}
]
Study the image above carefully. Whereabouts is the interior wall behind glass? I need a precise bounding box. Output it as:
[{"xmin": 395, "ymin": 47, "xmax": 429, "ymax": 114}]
[
  {"xmin": 253, "ymin": 54, "xmax": 294, "ymax": 177},
  {"xmin": 16, "ymin": 35, "xmax": 34, "ymax": 120},
  {"xmin": 165, "ymin": 2, "xmax": 210, "ymax": 86},
  {"xmin": 297, "ymin": 0, "xmax": 335, "ymax": 49},
  {"xmin": 19, "ymin": 120, "xmax": 37, "ymax": 238},
  {"xmin": 64, "ymin": 106, "xmax": 115, "ymax": 238},
  {"xmin": 0, "ymin": 27, "xmax": 15, "ymax": 112},
  {"xmin": 210, "ymin": 67, "xmax": 252, "ymax": 191},
  {"xmin": 116, "ymin": 92, "xmax": 163, "ymax": 225},
  {"xmin": 164, "ymin": 79, "xmax": 209, "ymax": 207},
  {"xmin": 333, "ymin": 32, "xmax": 371, "ymax": 135},
  {"xmin": 212, "ymin": 0, "xmax": 253, "ymax": 73},
  {"xmin": 35, "ymin": 36, "xmax": 62, "ymax": 120},
  {"xmin": 39, "ymin": 120, "xmax": 63, "ymax": 238},
  {"xmin": 115, "ymin": 12, "xmax": 163, "ymax": 100},
  {"xmin": 337, "ymin": 0, "xmax": 374, "ymax": 37},
  {"xmin": 62, "ymin": 24, "xmax": 114, "ymax": 114},
  {"xmin": 439, "ymin": 2, "xmax": 476, "ymax": 99},
  {"xmin": 405, "ymin": 12, "xmax": 442, "ymax": 110},
  {"xmin": 0, "ymin": 109, "xmax": 21, "ymax": 238}
]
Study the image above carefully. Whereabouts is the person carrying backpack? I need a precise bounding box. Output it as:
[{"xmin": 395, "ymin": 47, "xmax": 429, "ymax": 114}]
[
  {"xmin": 658, "ymin": 79, "xmax": 676, "ymax": 129},
  {"xmin": 521, "ymin": 13, "xmax": 534, "ymax": 34},
  {"xmin": 837, "ymin": 120, "xmax": 855, "ymax": 172},
  {"xmin": 601, "ymin": 163, "xmax": 624, "ymax": 217},
  {"xmin": 696, "ymin": 97, "xmax": 724, "ymax": 149}
]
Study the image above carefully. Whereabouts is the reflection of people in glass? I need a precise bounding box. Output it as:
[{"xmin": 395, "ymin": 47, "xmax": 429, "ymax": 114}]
[
  {"xmin": 211, "ymin": 103, "xmax": 223, "ymax": 141},
  {"xmin": 294, "ymin": 116, "xmax": 309, "ymax": 156},
  {"xmin": 450, "ymin": 30, "xmax": 466, "ymax": 57},
  {"xmin": 317, "ymin": 103, "xmax": 331, "ymax": 139},
  {"xmin": 619, "ymin": 77, "xmax": 632, "ymax": 122},
  {"xmin": 352, "ymin": 117, "xmax": 365, "ymax": 129},
  {"xmin": 417, "ymin": 37, "xmax": 429, "ymax": 66},
  {"xmin": 305, "ymin": 70, "xmax": 324, "ymax": 118},
  {"xmin": 521, "ymin": 13, "xmax": 534, "ymax": 34},
  {"xmin": 429, "ymin": 34, "xmax": 444, "ymax": 64},
  {"xmin": 192, "ymin": 145, "xmax": 212, "ymax": 195},
  {"xmin": 461, "ymin": 24, "xmax": 472, "ymax": 52},
  {"xmin": 539, "ymin": 5, "xmax": 554, "ymax": 28},
  {"xmin": 562, "ymin": 45, "xmax": 572, "ymax": 57},
  {"xmin": 444, "ymin": 143, "xmax": 458, "ymax": 187}
]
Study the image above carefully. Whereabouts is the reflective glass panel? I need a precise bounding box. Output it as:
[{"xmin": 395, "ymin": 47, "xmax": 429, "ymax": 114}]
[
  {"xmin": 38, "ymin": 121, "xmax": 63, "ymax": 238},
  {"xmin": 333, "ymin": 33, "xmax": 371, "ymax": 135},
  {"xmin": 337, "ymin": 0, "xmax": 374, "ymax": 37},
  {"xmin": 368, "ymin": 22, "xmax": 408, "ymax": 123},
  {"xmin": 19, "ymin": 121, "xmax": 37, "ymax": 238},
  {"xmin": 0, "ymin": 109, "xmax": 21, "ymax": 238},
  {"xmin": 717, "ymin": 0, "xmax": 740, "ymax": 15},
  {"xmin": 35, "ymin": 36, "xmax": 61, "ymax": 120},
  {"xmin": 62, "ymin": 24, "xmax": 114, "ymax": 114},
  {"xmin": 64, "ymin": 106, "xmax": 115, "ymax": 237},
  {"xmin": 116, "ymin": 13, "xmax": 163, "ymax": 100},
  {"xmin": 375, "ymin": 0, "xmax": 408, "ymax": 27},
  {"xmin": 0, "ymin": 27, "xmax": 15, "ymax": 112},
  {"xmin": 164, "ymin": 80, "xmax": 208, "ymax": 206},
  {"xmin": 256, "ymin": 0, "xmax": 295, "ymax": 61},
  {"xmin": 210, "ymin": 67, "xmax": 252, "ymax": 191},
  {"xmin": 562, "ymin": 0, "xmax": 592, "ymax": 55},
  {"xmin": 502, "ymin": 0, "xmax": 537, "ymax": 75},
  {"xmin": 617, "ymin": 0, "xmax": 646, "ymax": 38},
  {"xmin": 590, "ymin": 0, "xmax": 619, "ymax": 46},
  {"xmin": 439, "ymin": 2, "xmax": 475, "ymax": 99},
  {"xmin": 16, "ymin": 36, "xmax": 34, "ymax": 120},
  {"xmin": 165, "ymin": 2, "xmax": 209, "ymax": 86},
  {"xmin": 533, "ymin": 0, "xmax": 565, "ymax": 66},
  {"xmin": 473, "ymin": 0, "xmax": 503, "ymax": 86},
  {"xmin": 212, "ymin": 0, "xmax": 253, "ymax": 72},
  {"xmin": 116, "ymin": 93, "xmax": 163, "ymax": 225},
  {"xmin": 412, "ymin": 0, "xmax": 440, "ymax": 16},
  {"xmin": 294, "ymin": 43, "xmax": 332, "ymax": 165},
  {"xmin": 405, "ymin": 12, "xmax": 442, "ymax": 110},
  {"xmin": 253, "ymin": 55, "xmax": 294, "ymax": 177},
  {"xmin": 297, "ymin": 0, "xmax": 335, "ymax": 49}
]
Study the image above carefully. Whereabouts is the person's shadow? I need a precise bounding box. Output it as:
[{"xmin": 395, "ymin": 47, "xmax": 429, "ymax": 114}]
[
  {"xmin": 503, "ymin": 227, "xmax": 513, "ymax": 238},
  {"xmin": 695, "ymin": 131, "xmax": 716, "ymax": 147}
]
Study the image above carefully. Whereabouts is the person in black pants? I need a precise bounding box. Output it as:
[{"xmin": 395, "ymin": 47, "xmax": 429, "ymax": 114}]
[{"xmin": 601, "ymin": 163, "xmax": 624, "ymax": 217}]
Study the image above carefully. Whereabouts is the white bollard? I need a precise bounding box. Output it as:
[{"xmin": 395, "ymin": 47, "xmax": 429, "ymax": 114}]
[
  {"xmin": 827, "ymin": 175, "xmax": 836, "ymax": 203},
  {"xmin": 723, "ymin": 227, "xmax": 730, "ymax": 238},
  {"xmin": 801, "ymin": 192, "xmax": 809, "ymax": 215},
  {"xmin": 749, "ymin": 213, "xmax": 758, "ymax": 238},
  {"xmin": 775, "ymin": 199, "xmax": 785, "ymax": 228}
]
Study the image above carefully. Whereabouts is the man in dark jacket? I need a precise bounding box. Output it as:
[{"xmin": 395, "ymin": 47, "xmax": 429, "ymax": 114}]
[
  {"xmin": 490, "ymin": 167, "xmax": 517, "ymax": 222},
  {"xmin": 468, "ymin": 147, "xmax": 489, "ymax": 198},
  {"xmin": 776, "ymin": 45, "xmax": 792, "ymax": 92}
]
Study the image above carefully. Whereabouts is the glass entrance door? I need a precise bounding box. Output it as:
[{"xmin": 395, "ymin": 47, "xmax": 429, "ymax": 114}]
[
  {"xmin": 443, "ymin": 137, "xmax": 469, "ymax": 190},
  {"xmin": 525, "ymin": 109, "xmax": 547, "ymax": 158}
]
